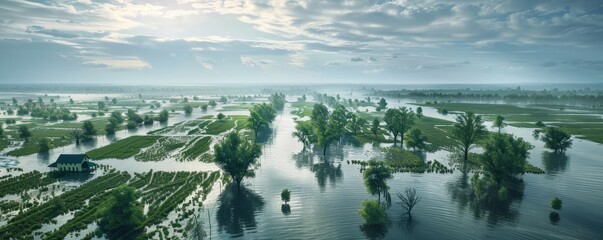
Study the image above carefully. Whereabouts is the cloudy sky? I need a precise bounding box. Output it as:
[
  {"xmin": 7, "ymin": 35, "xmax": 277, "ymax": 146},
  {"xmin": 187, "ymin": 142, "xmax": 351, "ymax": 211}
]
[{"xmin": 1, "ymin": 0, "xmax": 602, "ymax": 85}]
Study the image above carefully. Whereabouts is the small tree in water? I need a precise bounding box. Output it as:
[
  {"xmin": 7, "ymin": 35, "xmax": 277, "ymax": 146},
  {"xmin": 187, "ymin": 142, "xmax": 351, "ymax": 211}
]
[
  {"xmin": 397, "ymin": 187, "xmax": 421, "ymax": 216},
  {"xmin": 281, "ymin": 189, "xmax": 291, "ymax": 204},
  {"xmin": 98, "ymin": 185, "xmax": 144, "ymax": 239},
  {"xmin": 358, "ymin": 199, "xmax": 387, "ymax": 225},
  {"xmin": 541, "ymin": 127, "xmax": 572, "ymax": 153},
  {"xmin": 363, "ymin": 160, "xmax": 393, "ymax": 207},
  {"xmin": 214, "ymin": 132, "xmax": 262, "ymax": 189},
  {"xmin": 492, "ymin": 115, "xmax": 507, "ymax": 133},
  {"xmin": 450, "ymin": 111, "xmax": 487, "ymax": 172}
]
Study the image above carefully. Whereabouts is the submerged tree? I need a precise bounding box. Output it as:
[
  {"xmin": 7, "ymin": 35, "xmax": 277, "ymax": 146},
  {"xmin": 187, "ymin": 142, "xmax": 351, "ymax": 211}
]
[
  {"xmin": 376, "ymin": 98, "xmax": 388, "ymax": 112},
  {"xmin": 281, "ymin": 189, "xmax": 291, "ymax": 204},
  {"xmin": 348, "ymin": 113, "xmax": 367, "ymax": 135},
  {"xmin": 405, "ymin": 128, "xmax": 428, "ymax": 152},
  {"xmin": 217, "ymin": 113, "xmax": 226, "ymax": 121},
  {"xmin": 416, "ymin": 106, "xmax": 423, "ymax": 118},
  {"xmin": 98, "ymin": 185, "xmax": 144, "ymax": 239},
  {"xmin": 38, "ymin": 138, "xmax": 51, "ymax": 153},
  {"xmin": 450, "ymin": 112, "xmax": 487, "ymax": 172},
  {"xmin": 363, "ymin": 160, "xmax": 393, "ymax": 207},
  {"xmin": 270, "ymin": 93, "xmax": 286, "ymax": 110},
  {"xmin": 358, "ymin": 199, "xmax": 387, "ymax": 225},
  {"xmin": 184, "ymin": 104, "xmax": 193, "ymax": 114},
  {"xmin": 492, "ymin": 115, "xmax": 507, "ymax": 133},
  {"xmin": 292, "ymin": 121, "xmax": 313, "ymax": 151},
  {"xmin": 397, "ymin": 187, "xmax": 421, "ymax": 216},
  {"xmin": 541, "ymin": 127, "xmax": 573, "ymax": 153},
  {"xmin": 82, "ymin": 120, "xmax": 97, "ymax": 137},
  {"xmin": 70, "ymin": 129, "xmax": 84, "ymax": 145},
  {"xmin": 19, "ymin": 125, "xmax": 32, "ymax": 142},
  {"xmin": 214, "ymin": 132, "xmax": 262, "ymax": 189},
  {"xmin": 384, "ymin": 107, "xmax": 414, "ymax": 147},
  {"xmin": 479, "ymin": 134, "xmax": 532, "ymax": 188},
  {"xmin": 158, "ymin": 109, "xmax": 169, "ymax": 122},
  {"xmin": 311, "ymin": 103, "xmax": 337, "ymax": 156},
  {"xmin": 247, "ymin": 103, "xmax": 276, "ymax": 139},
  {"xmin": 371, "ymin": 118, "xmax": 380, "ymax": 137}
]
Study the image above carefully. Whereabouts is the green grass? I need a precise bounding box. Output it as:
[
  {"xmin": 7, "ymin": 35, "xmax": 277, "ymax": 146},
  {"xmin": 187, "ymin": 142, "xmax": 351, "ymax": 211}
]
[
  {"xmin": 87, "ymin": 136, "xmax": 162, "ymax": 160},
  {"xmin": 7, "ymin": 128, "xmax": 75, "ymax": 156},
  {"xmin": 220, "ymin": 104, "xmax": 254, "ymax": 111},
  {"xmin": 415, "ymin": 102, "xmax": 603, "ymax": 144},
  {"xmin": 413, "ymin": 116, "xmax": 455, "ymax": 151},
  {"xmin": 178, "ymin": 137, "xmax": 212, "ymax": 161},
  {"xmin": 204, "ymin": 120, "xmax": 235, "ymax": 135}
]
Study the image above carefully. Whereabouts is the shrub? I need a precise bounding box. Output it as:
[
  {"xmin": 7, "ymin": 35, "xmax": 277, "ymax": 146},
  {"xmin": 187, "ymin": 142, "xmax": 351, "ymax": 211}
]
[{"xmin": 358, "ymin": 200, "xmax": 387, "ymax": 225}]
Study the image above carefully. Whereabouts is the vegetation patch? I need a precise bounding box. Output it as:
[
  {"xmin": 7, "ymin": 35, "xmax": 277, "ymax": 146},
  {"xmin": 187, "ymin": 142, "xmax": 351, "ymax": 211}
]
[
  {"xmin": 204, "ymin": 120, "xmax": 235, "ymax": 135},
  {"xmin": 134, "ymin": 137, "xmax": 186, "ymax": 162},
  {"xmin": 178, "ymin": 136, "xmax": 212, "ymax": 161},
  {"xmin": 87, "ymin": 136, "xmax": 162, "ymax": 160}
]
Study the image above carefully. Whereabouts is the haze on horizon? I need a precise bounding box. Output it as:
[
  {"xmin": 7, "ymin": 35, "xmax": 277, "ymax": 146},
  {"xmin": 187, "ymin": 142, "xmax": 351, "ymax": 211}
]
[{"xmin": 1, "ymin": 0, "xmax": 602, "ymax": 85}]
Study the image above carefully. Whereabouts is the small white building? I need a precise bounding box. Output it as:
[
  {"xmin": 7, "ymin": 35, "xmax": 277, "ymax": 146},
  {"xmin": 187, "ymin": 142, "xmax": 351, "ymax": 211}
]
[{"xmin": 48, "ymin": 154, "xmax": 97, "ymax": 172}]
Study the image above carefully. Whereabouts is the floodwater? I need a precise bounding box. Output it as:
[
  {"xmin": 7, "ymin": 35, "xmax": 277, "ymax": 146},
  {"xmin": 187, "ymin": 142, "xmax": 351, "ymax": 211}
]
[
  {"xmin": 202, "ymin": 98, "xmax": 603, "ymax": 239},
  {"xmin": 1, "ymin": 93, "xmax": 603, "ymax": 239}
]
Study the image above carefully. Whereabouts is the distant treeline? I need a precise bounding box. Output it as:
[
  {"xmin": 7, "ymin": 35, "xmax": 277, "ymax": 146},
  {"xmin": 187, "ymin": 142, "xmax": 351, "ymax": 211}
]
[{"xmin": 374, "ymin": 88, "xmax": 603, "ymax": 107}]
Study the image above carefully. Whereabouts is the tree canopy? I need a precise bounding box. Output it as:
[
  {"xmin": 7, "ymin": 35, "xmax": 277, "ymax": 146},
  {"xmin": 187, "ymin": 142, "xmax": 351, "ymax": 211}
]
[
  {"xmin": 98, "ymin": 185, "xmax": 144, "ymax": 239},
  {"xmin": 450, "ymin": 112, "xmax": 487, "ymax": 172},
  {"xmin": 214, "ymin": 132, "xmax": 262, "ymax": 188},
  {"xmin": 541, "ymin": 127, "xmax": 572, "ymax": 153}
]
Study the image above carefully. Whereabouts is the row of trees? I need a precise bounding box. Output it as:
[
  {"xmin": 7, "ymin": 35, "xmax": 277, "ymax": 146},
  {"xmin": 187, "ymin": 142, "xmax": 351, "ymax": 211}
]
[{"xmin": 247, "ymin": 103, "xmax": 277, "ymax": 139}]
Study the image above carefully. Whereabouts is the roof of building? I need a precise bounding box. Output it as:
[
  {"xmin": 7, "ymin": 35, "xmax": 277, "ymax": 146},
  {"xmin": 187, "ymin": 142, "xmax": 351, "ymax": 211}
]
[
  {"xmin": 81, "ymin": 161, "xmax": 97, "ymax": 168},
  {"xmin": 56, "ymin": 154, "xmax": 88, "ymax": 163}
]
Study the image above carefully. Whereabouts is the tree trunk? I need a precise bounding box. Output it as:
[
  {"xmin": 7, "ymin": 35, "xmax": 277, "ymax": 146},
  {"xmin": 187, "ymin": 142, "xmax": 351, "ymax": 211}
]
[
  {"xmin": 323, "ymin": 145, "xmax": 328, "ymax": 156},
  {"xmin": 393, "ymin": 133, "xmax": 398, "ymax": 146},
  {"xmin": 463, "ymin": 148, "xmax": 469, "ymax": 173}
]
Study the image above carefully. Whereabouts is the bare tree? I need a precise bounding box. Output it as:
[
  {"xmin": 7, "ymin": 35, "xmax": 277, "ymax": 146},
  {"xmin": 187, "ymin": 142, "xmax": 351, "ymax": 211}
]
[
  {"xmin": 397, "ymin": 187, "xmax": 421, "ymax": 216},
  {"xmin": 187, "ymin": 212, "xmax": 206, "ymax": 240}
]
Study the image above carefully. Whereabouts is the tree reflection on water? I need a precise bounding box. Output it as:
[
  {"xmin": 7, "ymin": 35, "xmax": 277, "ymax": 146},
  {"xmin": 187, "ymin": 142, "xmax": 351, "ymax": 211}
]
[
  {"xmin": 542, "ymin": 151, "xmax": 569, "ymax": 174},
  {"xmin": 292, "ymin": 150, "xmax": 343, "ymax": 190},
  {"xmin": 216, "ymin": 184, "xmax": 265, "ymax": 236},
  {"xmin": 447, "ymin": 173, "xmax": 524, "ymax": 225}
]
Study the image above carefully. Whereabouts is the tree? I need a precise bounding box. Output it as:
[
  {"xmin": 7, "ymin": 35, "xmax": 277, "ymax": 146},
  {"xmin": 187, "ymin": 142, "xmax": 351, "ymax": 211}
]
[
  {"xmin": 111, "ymin": 111, "xmax": 124, "ymax": 123},
  {"xmin": 208, "ymin": 100, "xmax": 217, "ymax": 107},
  {"xmin": 98, "ymin": 101, "xmax": 106, "ymax": 110},
  {"xmin": 112, "ymin": 98, "xmax": 117, "ymax": 104},
  {"xmin": 201, "ymin": 104, "xmax": 208, "ymax": 111},
  {"xmin": 541, "ymin": 127, "xmax": 572, "ymax": 153},
  {"xmin": 219, "ymin": 96, "xmax": 228, "ymax": 103},
  {"xmin": 12, "ymin": 97, "xmax": 17, "ymax": 105},
  {"xmin": 158, "ymin": 109, "xmax": 169, "ymax": 122},
  {"xmin": 480, "ymin": 134, "xmax": 532, "ymax": 188},
  {"xmin": 82, "ymin": 120, "xmax": 96, "ymax": 136},
  {"xmin": 311, "ymin": 103, "xmax": 336, "ymax": 156},
  {"xmin": 348, "ymin": 113, "xmax": 367, "ymax": 135},
  {"xmin": 270, "ymin": 93, "xmax": 286, "ymax": 110},
  {"xmin": 214, "ymin": 132, "xmax": 262, "ymax": 189},
  {"xmin": 184, "ymin": 104, "xmax": 193, "ymax": 114},
  {"xmin": 376, "ymin": 98, "xmax": 387, "ymax": 111},
  {"xmin": 371, "ymin": 118, "xmax": 380, "ymax": 137},
  {"xmin": 300, "ymin": 94, "xmax": 307, "ymax": 102},
  {"xmin": 99, "ymin": 185, "xmax": 144, "ymax": 238},
  {"xmin": 384, "ymin": 108, "xmax": 414, "ymax": 147},
  {"xmin": 358, "ymin": 200, "xmax": 387, "ymax": 225},
  {"xmin": 416, "ymin": 107, "xmax": 423, "ymax": 118},
  {"xmin": 143, "ymin": 115, "xmax": 154, "ymax": 125},
  {"xmin": 292, "ymin": 121, "xmax": 313, "ymax": 151},
  {"xmin": 19, "ymin": 125, "xmax": 32, "ymax": 142},
  {"xmin": 363, "ymin": 160, "xmax": 393, "ymax": 206},
  {"xmin": 69, "ymin": 98, "xmax": 74, "ymax": 104},
  {"xmin": 450, "ymin": 112, "xmax": 487, "ymax": 172},
  {"xmin": 405, "ymin": 128, "xmax": 427, "ymax": 152},
  {"xmin": 493, "ymin": 115, "xmax": 507, "ymax": 133},
  {"xmin": 38, "ymin": 138, "xmax": 51, "ymax": 153},
  {"xmin": 217, "ymin": 113, "xmax": 226, "ymax": 121},
  {"xmin": 0, "ymin": 123, "xmax": 3, "ymax": 137},
  {"xmin": 281, "ymin": 189, "xmax": 291, "ymax": 204},
  {"xmin": 551, "ymin": 197, "xmax": 562, "ymax": 210},
  {"xmin": 106, "ymin": 118, "xmax": 118, "ymax": 134},
  {"xmin": 70, "ymin": 129, "xmax": 84, "ymax": 145},
  {"xmin": 397, "ymin": 187, "xmax": 421, "ymax": 215},
  {"xmin": 247, "ymin": 110, "xmax": 268, "ymax": 139}
]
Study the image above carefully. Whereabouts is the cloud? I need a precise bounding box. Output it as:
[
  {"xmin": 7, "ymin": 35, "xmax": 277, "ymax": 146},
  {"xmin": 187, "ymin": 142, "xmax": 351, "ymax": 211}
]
[
  {"xmin": 26, "ymin": 25, "xmax": 79, "ymax": 38},
  {"xmin": 363, "ymin": 68, "xmax": 384, "ymax": 74},
  {"xmin": 81, "ymin": 56, "xmax": 151, "ymax": 70},
  {"xmin": 240, "ymin": 55, "xmax": 272, "ymax": 68}
]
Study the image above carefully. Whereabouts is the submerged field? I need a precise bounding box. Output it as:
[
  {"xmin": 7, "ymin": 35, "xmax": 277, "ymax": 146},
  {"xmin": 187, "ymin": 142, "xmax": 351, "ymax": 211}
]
[{"xmin": 0, "ymin": 87, "xmax": 602, "ymax": 239}]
